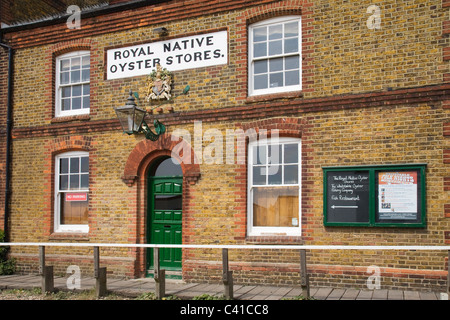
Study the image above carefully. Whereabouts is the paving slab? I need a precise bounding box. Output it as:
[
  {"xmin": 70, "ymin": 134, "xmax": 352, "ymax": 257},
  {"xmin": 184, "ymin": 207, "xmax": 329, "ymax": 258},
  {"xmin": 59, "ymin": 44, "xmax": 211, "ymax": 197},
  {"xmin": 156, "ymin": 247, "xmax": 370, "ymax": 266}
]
[
  {"xmin": 387, "ymin": 290, "xmax": 404, "ymax": 300},
  {"xmin": 313, "ymin": 287, "xmax": 333, "ymax": 300},
  {"xmin": 340, "ymin": 289, "xmax": 360, "ymax": 300},
  {"xmin": 419, "ymin": 291, "xmax": 439, "ymax": 300},
  {"xmin": 0, "ymin": 274, "xmax": 444, "ymax": 300},
  {"xmin": 403, "ymin": 291, "xmax": 420, "ymax": 300},
  {"xmin": 356, "ymin": 290, "xmax": 373, "ymax": 300},
  {"xmin": 371, "ymin": 289, "xmax": 388, "ymax": 300},
  {"xmin": 327, "ymin": 288, "xmax": 346, "ymax": 300}
]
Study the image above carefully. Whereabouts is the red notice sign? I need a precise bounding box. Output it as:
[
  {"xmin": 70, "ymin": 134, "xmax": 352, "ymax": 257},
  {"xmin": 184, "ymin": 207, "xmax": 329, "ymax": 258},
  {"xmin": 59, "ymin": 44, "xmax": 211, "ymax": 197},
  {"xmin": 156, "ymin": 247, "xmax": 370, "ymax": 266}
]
[{"xmin": 66, "ymin": 193, "xmax": 87, "ymax": 201}]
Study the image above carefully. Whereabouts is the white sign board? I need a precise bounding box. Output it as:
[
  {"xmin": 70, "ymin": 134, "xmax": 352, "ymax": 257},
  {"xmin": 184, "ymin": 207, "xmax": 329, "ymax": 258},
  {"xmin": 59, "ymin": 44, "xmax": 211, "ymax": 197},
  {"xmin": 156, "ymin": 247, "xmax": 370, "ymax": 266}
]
[{"xmin": 106, "ymin": 31, "xmax": 228, "ymax": 80}]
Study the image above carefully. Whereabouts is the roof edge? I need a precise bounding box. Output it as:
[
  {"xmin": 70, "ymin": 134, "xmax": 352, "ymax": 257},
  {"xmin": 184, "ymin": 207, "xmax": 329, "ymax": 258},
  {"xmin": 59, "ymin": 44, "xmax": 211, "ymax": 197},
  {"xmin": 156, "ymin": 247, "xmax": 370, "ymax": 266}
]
[{"xmin": 0, "ymin": 0, "xmax": 171, "ymax": 33}]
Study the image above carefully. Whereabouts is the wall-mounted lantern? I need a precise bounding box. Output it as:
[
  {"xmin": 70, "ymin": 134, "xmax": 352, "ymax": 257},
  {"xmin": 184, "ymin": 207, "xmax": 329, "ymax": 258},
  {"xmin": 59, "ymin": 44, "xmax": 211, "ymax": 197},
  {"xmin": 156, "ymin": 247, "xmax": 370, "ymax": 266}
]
[
  {"xmin": 114, "ymin": 85, "xmax": 190, "ymax": 141},
  {"xmin": 114, "ymin": 90, "xmax": 165, "ymax": 141}
]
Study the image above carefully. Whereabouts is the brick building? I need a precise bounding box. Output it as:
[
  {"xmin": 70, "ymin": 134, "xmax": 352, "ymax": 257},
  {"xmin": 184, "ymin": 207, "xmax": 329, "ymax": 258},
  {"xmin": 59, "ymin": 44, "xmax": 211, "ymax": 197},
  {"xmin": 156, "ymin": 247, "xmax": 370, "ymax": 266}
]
[{"xmin": 0, "ymin": 0, "xmax": 449, "ymax": 291}]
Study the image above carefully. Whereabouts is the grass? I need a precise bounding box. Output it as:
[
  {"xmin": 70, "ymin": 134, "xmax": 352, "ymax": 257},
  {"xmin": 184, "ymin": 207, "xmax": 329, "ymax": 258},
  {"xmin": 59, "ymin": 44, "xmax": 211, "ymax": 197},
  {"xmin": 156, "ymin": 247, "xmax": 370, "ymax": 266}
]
[
  {"xmin": 0, "ymin": 288, "xmax": 134, "ymax": 300},
  {"xmin": 0, "ymin": 288, "xmax": 231, "ymax": 300}
]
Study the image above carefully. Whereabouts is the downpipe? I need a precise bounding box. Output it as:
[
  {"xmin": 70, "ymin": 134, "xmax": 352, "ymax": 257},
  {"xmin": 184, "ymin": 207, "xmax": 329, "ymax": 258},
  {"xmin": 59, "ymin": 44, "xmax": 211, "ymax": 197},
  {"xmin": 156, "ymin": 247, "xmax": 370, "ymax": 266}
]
[{"xmin": 0, "ymin": 40, "xmax": 13, "ymax": 242}]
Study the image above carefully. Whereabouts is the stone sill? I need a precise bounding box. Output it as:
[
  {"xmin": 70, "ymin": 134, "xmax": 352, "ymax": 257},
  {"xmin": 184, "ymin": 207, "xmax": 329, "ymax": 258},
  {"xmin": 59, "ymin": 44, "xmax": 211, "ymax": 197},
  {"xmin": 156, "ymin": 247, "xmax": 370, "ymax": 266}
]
[
  {"xmin": 51, "ymin": 114, "xmax": 90, "ymax": 123},
  {"xmin": 245, "ymin": 236, "xmax": 303, "ymax": 245},
  {"xmin": 48, "ymin": 233, "xmax": 90, "ymax": 241},
  {"xmin": 245, "ymin": 91, "xmax": 303, "ymax": 104}
]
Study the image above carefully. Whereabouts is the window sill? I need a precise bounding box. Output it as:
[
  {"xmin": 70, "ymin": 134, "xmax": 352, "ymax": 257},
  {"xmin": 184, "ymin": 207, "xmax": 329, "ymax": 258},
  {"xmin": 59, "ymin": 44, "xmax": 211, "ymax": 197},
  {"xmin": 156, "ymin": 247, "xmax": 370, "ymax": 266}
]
[
  {"xmin": 51, "ymin": 114, "xmax": 90, "ymax": 123},
  {"xmin": 49, "ymin": 232, "xmax": 90, "ymax": 241},
  {"xmin": 245, "ymin": 235, "xmax": 303, "ymax": 245},
  {"xmin": 245, "ymin": 90, "xmax": 303, "ymax": 104}
]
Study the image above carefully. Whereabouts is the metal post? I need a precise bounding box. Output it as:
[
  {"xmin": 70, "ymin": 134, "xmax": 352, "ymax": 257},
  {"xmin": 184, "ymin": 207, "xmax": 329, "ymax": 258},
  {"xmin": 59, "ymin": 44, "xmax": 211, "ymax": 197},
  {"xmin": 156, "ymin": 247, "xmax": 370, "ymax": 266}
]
[
  {"xmin": 447, "ymin": 250, "xmax": 449, "ymax": 300},
  {"xmin": 39, "ymin": 246, "xmax": 54, "ymax": 293},
  {"xmin": 222, "ymin": 248, "xmax": 233, "ymax": 299},
  {"xmin": 154, "ymin": 247, "xmax": 165, "ymax": 299},
  {"xmin": 94, "ymin": 246, "xmax": 99, "ymax": 278},
  {"xmin": 300, "ymin": 249, "xmax": 310, "ymax": 299},
  {"xmin": 39, "ymin": 246, "xmax": 45, "ymax": 276},
  {"xmin": 94, "ymin": 246, "xmax": 107, "ymax": 297}
]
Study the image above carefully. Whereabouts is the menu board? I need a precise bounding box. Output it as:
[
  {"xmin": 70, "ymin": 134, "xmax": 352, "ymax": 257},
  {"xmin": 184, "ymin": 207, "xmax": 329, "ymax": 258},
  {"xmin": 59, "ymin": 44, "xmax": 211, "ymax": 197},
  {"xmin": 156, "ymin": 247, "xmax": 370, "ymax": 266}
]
[
  {"xmin": 377, "ymin": 171, "xmax": 418, "ymax": 221},
  {"xmin": 326, "ymin": 171, "xmax": 370, "ymax": 223}
]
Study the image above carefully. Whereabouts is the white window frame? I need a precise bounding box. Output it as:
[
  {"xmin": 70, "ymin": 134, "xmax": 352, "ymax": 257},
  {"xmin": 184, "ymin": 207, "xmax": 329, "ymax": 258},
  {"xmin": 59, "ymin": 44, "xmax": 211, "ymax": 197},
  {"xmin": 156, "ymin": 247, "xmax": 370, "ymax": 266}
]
[
  {"xmin": 55, "ymin": 51, "xmax": 90, "ymax": 117},
  {"xmin": 247, "ymin": 137, "xmax": 301, "ymax": 236},
  {"xmin": 54, "ymin": 151, "xmax": 89, "ymax": 233},
  {"xmin": 248, "ymin": 16, "xmax": 302, "ymax": 96}
]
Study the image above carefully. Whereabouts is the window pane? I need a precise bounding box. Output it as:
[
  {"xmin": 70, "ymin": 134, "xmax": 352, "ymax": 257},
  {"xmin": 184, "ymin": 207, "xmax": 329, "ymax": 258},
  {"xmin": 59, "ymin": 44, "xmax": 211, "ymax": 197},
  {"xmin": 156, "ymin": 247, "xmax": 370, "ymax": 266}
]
[
  {"xmin": 253, "ymin": 187, "xmax": 299, "ymax": 227},
  {"xmin": 253, "ymin": 145, "xmax": 266, "ymax": 165},
  {"xmin": 71, "ymin": 57, "xmax": 81, "ymax": 70},
  {"xmin": 285, "ymin": 56, "xmax": 299, "ymax": 70},
  {"xmin": 254, "ymin": 74, "xmax": 268, "ymax": 90},
  {"xmin": 70, "ymin": 157, "xmax": 79, "ymax": 173},
  {"xmin": 254, "ymin": 60, "xmax": 268, "ymax": 74},
  {"xmin": 60, "ymin": 195, "xmax": 88, "ymax": 225},
  {"xmin": 60, "ymin": 158, "xmax": 69, "ymax": 174},
  {"xmin": 60, "ymin": 175, "xmax": 68, "ymax": 190},
  {"xmin": 61, "ymin": 59, "xmax": 70, "ymax": 71},
  {"xmin": 62, "ymin": 87, "xmax": 71, "ymax": 98},
  {"xmin": 60, "ymin": 72, "xmax": 70, "ymax": 85},
  {"xmin": 72, "ymin": 97, "xmax": 81, "ymax": 110},
  {"xmin": 284, "ymin": 165, "xmax": 298, "ymax": 184},
  {"xmin": 70, "ymin": 174, "xmax": 79, "ymax": 189},
  {"xmin": 267, "ymin": 165, "xmax": 282, "ymax": 184},
  {"xmin": 269, "ymin": 24, "xmax": 282, "ymax": 40},
  {"xmin": 62, "ymin": 98, "xmax": 70, "ymax": 111},
  {"xmin": 71, "ymin": 70, "xmax": 80, "ymax": 83},
  {"xmin": 81, "ymin": 157, "xmax": 89, "ymax": 172},
  {"xmin": 285, "ymin": 70, "xmax": 300, "ymax": 86},
  {"xmin": 284, "ymin": 22, "xmax": 298, "ymax": 37},
  {"xmin": 254, "ymin": 43, "xmax": 267, "ymax": 58},
  {"xmin": 82, "ymin": 55, "xmax": 90, "ymax": 68},
  {"xmin": 270, "ymin": 72, "xmax": 283, "ymax": 88},
  {"xmin": 269, "ymin": 40, "xmax": 282, "ymax": 55},
  {"xmin": 72, "ymin": 85, "xmax": 82, "ymax": 97},
  {"xmin": 80, "ymin": 174, "xmax": 89, "ymax": 189},
  {"xmin": 253, "ymin": 26, "xmax": 267, "ymax": 42},
  {"xmin": 82, "ymin": 69, "xmax": 90, "ymax": 82},
  {"xmin": 154, "ymin": 195, "xmax": 182, "ymax": 210},
  {"xmin": 83, "ymin": 97, "xmax": 90, "ymax": 109},
  {"xmin": 253, "ymin": 166, "xmax": 266, "ymax": 185},
  {"xmin": 268, "ymin": 144, "xmax": 281, "ymax": 164},
  {"xmin": 284, "ymin": 38, "xmax": 298, "ymax": 53},
  {"xmin": 284, "ymin": 144, "xmax": 299, "ymax": 163},
  {"xmin": 83, "ymin": 84, "xmax": 90, "ymax": 95},
  {"xmin": 269, "ymin": 58, "xmax": 283, "ymax": 72}
]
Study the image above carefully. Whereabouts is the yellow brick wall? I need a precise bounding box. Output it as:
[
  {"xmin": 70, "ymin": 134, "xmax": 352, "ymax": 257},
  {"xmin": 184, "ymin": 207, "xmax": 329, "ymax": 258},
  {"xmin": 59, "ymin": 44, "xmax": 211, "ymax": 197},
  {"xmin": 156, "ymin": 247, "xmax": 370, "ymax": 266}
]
[{"xmin": 5, "ymin": 0, "xmax": 450, "ymax": 289}]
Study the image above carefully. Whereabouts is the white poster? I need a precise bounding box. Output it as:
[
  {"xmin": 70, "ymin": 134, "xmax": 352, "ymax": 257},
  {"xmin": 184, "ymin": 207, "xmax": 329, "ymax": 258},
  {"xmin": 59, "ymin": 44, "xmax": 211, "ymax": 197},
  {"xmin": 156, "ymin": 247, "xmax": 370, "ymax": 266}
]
[
  {"xmin": 106, "ymin": 31, "xmax": 228, "ymax": 80},
  {"xmin": 378, "ymin": 171, "xmax": 418, "ymax": 220}
]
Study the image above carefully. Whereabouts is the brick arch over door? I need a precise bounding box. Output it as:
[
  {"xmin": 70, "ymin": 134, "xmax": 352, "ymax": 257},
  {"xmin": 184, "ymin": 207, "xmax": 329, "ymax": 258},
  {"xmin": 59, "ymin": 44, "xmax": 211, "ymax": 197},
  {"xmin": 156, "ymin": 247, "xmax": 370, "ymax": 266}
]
[{"xmin": 121, "ymin": 133, "xmax": 200, "ymax": 277}]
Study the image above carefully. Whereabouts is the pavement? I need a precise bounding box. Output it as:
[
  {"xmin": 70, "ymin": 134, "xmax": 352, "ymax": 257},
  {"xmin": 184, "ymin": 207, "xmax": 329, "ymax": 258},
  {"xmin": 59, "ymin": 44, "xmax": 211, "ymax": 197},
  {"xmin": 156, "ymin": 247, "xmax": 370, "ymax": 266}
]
[{"xmin": 0, "ymin": 274, "xmax": 447, "ymax": 300}]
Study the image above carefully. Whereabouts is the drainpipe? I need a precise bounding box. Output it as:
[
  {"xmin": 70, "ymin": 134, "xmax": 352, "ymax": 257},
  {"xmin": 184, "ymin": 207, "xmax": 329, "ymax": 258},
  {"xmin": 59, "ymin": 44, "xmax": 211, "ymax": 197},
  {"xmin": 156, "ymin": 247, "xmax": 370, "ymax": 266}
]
[{"xmin": 0, "ymin": 40, "xmax": 13, "ymax": 242}]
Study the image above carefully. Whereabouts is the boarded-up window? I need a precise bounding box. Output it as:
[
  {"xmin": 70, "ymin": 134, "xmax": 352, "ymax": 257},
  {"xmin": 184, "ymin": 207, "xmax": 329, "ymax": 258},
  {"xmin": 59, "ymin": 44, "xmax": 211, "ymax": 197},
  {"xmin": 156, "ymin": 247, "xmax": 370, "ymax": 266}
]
[{"xmin": 248, "ymin": 138, "xmax": 301, "ymax": 236}]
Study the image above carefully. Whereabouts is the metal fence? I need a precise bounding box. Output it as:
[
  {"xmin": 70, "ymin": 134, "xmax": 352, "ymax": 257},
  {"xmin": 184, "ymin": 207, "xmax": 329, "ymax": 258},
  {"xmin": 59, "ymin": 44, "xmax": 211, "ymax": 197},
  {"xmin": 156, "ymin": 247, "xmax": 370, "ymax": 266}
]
[{"xmin": 1, "ymin": 242, "xmax": 449, "ymax": 299}]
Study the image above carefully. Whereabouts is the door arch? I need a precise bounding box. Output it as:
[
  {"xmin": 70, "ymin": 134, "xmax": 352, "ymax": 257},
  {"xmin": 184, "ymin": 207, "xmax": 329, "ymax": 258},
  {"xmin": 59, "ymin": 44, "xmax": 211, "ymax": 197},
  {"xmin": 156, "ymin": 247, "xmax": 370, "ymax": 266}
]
[
  {"xmin": 146, "ymin": 156, "xmax": 183, "ymax": 276},
  {"xmin": 121, "ymin": 133, "xmax": 200, "ymax": 277}
]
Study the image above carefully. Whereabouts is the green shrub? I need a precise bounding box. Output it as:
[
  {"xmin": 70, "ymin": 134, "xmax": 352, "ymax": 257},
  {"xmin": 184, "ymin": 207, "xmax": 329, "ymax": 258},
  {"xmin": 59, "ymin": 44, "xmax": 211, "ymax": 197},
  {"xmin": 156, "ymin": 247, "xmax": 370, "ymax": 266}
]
[{"xmin": 0, "ymin": 229, "xmax": 16, "ymax": 275}]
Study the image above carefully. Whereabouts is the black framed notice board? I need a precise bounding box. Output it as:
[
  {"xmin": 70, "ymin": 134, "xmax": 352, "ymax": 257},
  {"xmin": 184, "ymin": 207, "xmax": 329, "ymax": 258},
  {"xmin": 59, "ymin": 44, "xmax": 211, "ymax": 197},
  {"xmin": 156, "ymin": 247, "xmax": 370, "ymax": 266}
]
[{"xmin": 323, "ymin": 164, "xmax": 426, "ymax": 227}]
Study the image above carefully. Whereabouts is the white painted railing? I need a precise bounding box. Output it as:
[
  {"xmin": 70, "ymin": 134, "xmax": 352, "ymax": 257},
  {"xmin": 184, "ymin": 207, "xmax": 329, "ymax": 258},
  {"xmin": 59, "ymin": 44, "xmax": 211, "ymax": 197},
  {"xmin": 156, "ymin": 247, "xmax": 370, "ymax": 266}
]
[{"xmin": 0, "ymin": 242, "xmax": 449, "ymax": 299}]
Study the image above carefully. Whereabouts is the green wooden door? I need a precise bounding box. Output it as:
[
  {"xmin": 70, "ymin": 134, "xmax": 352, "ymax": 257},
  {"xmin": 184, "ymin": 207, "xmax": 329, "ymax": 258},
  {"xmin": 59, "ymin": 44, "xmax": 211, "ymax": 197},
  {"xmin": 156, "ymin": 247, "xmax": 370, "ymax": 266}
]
[{"xmin": 147, "ymin": 177, "xmax": 183, "ymax": 272}]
